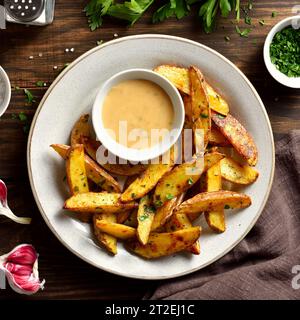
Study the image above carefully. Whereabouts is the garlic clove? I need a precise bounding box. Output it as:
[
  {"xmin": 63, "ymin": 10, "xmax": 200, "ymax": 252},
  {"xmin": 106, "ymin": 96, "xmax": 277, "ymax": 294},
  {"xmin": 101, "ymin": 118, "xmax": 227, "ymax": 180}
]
[
  {"xmin": 0, "ymin": 180, "xmax": 31, "ymax": 224},
  {"xmin": 4, "ymin": 262, "xmax": 33, "ymax": 276},
  {"xmin": 6, "ymin": 244, "xmax": 37, "ymax": 265},
  {"xmin": 0, "ymin": 244, "xmax": 45, "ymax": 295}
]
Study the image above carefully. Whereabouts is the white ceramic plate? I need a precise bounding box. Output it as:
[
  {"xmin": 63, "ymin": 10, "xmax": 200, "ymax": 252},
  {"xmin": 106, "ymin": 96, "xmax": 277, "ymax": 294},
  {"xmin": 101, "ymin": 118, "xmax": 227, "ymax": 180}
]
[{"xmin": 27, "ymin": 35, "xmax": 275, "ymax": 280}]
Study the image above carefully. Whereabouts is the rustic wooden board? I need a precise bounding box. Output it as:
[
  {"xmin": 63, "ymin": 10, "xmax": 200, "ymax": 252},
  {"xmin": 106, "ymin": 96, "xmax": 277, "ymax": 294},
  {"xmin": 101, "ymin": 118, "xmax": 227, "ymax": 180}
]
[{"xmin": 0, "ymin": 0, "xmax": 299, "ymax": 299}]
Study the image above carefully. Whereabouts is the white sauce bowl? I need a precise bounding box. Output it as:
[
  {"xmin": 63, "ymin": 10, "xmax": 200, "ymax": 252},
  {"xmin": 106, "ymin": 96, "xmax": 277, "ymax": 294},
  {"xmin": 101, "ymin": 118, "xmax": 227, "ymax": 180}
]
[
  {"xmin": 92, "ymin": 68, "xmax": 185, "ymax": 163},
  {"xmin": 0, "ymin": 66, "xmax": 11, "ymax": 118},
  {"xmin": 263, "ymin": 16, "xmax": 300, "ymax": 88}
]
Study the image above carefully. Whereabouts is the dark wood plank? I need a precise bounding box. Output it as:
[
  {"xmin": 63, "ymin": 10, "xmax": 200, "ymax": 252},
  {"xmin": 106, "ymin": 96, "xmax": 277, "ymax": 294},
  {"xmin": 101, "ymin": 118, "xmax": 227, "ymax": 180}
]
[{"xmin": 0, "ymin": 0, "xmax": 299, "ymax": 299}]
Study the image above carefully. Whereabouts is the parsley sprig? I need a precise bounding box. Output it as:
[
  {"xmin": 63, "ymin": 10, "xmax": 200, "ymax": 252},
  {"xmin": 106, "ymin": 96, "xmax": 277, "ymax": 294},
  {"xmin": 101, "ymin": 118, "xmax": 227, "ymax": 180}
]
[{"xmin": 84, "ymin": 0, "xmax": 241, "ymax": 33}]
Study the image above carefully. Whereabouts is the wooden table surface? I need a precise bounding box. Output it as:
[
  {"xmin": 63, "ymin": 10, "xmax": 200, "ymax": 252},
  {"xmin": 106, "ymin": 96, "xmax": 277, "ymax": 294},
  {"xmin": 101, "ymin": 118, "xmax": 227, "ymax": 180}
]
[{"xmin": 0, "ymin": 0, "xmax": 299, "ymax": 299}]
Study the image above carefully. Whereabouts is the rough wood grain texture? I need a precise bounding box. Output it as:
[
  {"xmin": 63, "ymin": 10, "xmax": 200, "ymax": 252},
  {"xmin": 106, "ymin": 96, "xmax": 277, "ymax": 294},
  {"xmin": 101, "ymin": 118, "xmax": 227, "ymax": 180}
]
[{"xmin": 0, "ymin": 0, "xmax": 299, "ymax": 299}]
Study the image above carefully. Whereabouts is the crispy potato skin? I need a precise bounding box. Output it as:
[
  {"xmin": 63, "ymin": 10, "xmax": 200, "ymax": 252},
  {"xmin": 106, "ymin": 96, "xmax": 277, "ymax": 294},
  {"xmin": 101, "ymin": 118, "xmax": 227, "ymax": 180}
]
[
  {"xmin": 154, "ymin": 65, "xmax": 190, "ymax": 95},
  {"xmin": 220, "ymin": 157, "xmax": 259, "ymax": 185},
  {"xmin": 212, "ymin": 112, "xmax": 258, "ymax": 166},
  {"xmin": 64, "ymin": 192, "xmax": 137, "ymax": 214},
  {"xmin": 126, "ymin": 227, "xmax": 201, "ymax": 259},
  {"xmin": 95, "ymin": 220, "xmax": 136, "ymax": 240},
  {"xmin": 166, "ymin": 213, "xmax": 201, "ymax": 255},
  {"xmin": 93, "ymin": 213, "xmax": 117, "ymax": 255},
  {"xmin": 176, "ymin": 190, "xmax": 251, "ymax": 216},
  {"xmin": 189, "ymin": 66, "xmax": 211, "ymax": 147},
  {"xmin": 51, "ymin": 144, "xmax": 121, "ymax": 193},
  {"xmin": 137, "ymin": 195, "xmax": 155, "ymax": 245},
  {"xmin": 151, "ymin": 197, "xmax": 178, "ymax": 231},
  {"xmin": 121, "ymin": 163, "xmax": 173, "ymax": 202},
  {"xmin": 66, "ymin": 144, "xmax": 89, "ymax": 195},
  {"xmin": 70, "ymin": 114, "xmax": 90, "ymax": 146},
  {"xmin": 205, "ymin": 162, "xmax": 226, "ymax": 233},
  {"xmin": 153, "ymin": 152, "xmax": 224, "ymax": 206}
]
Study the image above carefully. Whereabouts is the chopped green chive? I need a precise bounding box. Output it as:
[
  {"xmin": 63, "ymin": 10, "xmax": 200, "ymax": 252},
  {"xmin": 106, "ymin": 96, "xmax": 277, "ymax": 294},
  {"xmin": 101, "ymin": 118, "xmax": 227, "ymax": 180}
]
[
  {"xmin": 131, "ymin": 193, "xmax": 136, "ymax": 199},
  {"xmin": 270, "ymin": 26, "xmax": 300, "ymax": 77},
  {"xmin": 18, "ymin": 112, "xmax": 27, "ymax": 122},
  {"xmin": 154, "ymin": 200, "xmax": 163, "ymax": 208},
  {"xmin": 166, "ymin": 194, "xmax": 174, "ymax": 200},
  {"xmin": 139, "ymin": 215, "xmax": 149, "ymax": 221},
  {"xmin": 200, "ymin": 113, "xmax": 208, "ymax": 118},
  {"xmin": 271, "ymin": 12, "xmax": 278, "ymax": 18},
  {"xmin": 188, "ymin": 178, "xmax": 194, "ymax": 185},
  {"xmin": 24, "ymin": 89, "xmax": 35, "ymax": 104},
  {"xmin": 224, "ymin": 204, "xmax": 230, "ymax": 209},
  {"xmin": 36, "ymin": 81, "xmax": 45, "ymax": 87},
  {"xmin": 235, "ymin": 26, "xmax": 251, "ymax": 37}
]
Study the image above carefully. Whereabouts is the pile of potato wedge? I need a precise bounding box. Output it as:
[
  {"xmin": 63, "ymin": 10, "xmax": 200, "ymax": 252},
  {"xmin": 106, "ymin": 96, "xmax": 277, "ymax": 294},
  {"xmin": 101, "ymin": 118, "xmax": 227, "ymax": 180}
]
[{"xmin": 51, "ymin": 64, "xmax": 259, "ymax": 259}]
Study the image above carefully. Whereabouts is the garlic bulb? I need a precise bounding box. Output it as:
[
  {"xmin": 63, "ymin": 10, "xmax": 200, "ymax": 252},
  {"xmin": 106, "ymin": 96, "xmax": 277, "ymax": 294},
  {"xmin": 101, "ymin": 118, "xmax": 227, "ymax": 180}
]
[
  {"xmin": 0, "ymin": 244, "xmax": 45, "ymax": 295},
  {"xmin": 0, "ymin": 179, "xmax": 31, "ymax": 224}
]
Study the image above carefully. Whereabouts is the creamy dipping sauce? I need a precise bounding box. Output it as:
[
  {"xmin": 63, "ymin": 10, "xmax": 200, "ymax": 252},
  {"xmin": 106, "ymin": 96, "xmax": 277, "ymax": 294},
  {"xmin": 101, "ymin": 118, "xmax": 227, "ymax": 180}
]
[{"xmin": 102, "ymin": 79, "xmax": 174, "ymax": 149}]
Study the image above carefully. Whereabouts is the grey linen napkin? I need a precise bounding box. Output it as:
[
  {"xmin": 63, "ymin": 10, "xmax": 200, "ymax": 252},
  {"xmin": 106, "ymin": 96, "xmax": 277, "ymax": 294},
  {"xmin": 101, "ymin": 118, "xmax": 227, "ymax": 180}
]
[{"xmin": 147, "ymin": 130, "xmax": 300, "ymax": 300}]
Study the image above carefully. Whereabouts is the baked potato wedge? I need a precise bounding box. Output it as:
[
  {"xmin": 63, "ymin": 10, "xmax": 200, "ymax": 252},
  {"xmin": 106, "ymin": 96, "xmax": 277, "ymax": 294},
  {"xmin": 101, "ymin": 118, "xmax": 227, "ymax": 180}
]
[
  {"xmin": 81, "ymin": 136, "xmax": 146, "ymax": 176},
  {"xmin": 153, "ymin": 152, "xmax": 224, "ymax": 206},
  {"xmin": 151, "ymin": 197, "xmax": 178, "ymax": 231},
  {"xmin": 121, "ymin": 163, "xmax": 173, "ymax": 202},
  {"xmin": 220, "ymin": 157, "xmax": 259, "ymax": 185},
  {"xmin": 93, "ymin": 213, "xmax": 117, "ymax": 255},
  {"xmin": 166, "ymin": 213, "xmax": 201, "ymax": 255},
  {"xmin": 189, "ymin": 66, "xmax": 211, "ymax": 147},
  {"xmin": 95, "ymin": 220, "xmax": 136, "ymax": 240},
  {"xmin": 208, "ymin": 126, "xmax": 230, "ymax": 146},
  {"xmin": 126, "ymin": 227, "xmax": 201, "ymax": 259},
  {"xmin": 176, "ymin": 190, "xmax": 251, "ymax": 216},
  {"xmin": 154, "ymin": 65, "xmax": 229, "ymax": 115},
  {"xmin": 154, "ymin": 65, "xmax": 190, "ymax": 95},
  {"xmin": 70, "ymin": 114, "xmax": 90, "ymax": 146},
  {"xmin": 205, "ymin": 162, "xmax": 225, "ymax": 233},
  {"xmin": 124, "ymin": 208, "xmax": 138, "ymax": 227},
  {"xmin": 64, "ymin": 192, "xmax": 137, "ymax": 214},
  {"xmin": 212, "ymin": 112, "xmax": 258, "ymax": 166},
  {"xmin": 205, "ymin": 83, "xmax": 229, "ymax": 116},
  {"xmin": 51, "ymin": 144, "xmax": 121, "ymax": 193},
  {"xmin": 137, "ymin": 195, "xmax": 155, "ymax": 245},
  {"xmin": 66, "ymin": 144, "xmax": 89, "ymax": 195}
]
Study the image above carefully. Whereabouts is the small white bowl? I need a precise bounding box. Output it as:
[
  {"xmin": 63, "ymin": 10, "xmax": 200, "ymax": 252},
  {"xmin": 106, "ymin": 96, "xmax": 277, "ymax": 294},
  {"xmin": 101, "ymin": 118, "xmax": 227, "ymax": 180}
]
[
  {"xmin": 92, "ymin": 69, "xmax": 185, "ymax": 163},
  {"xmin": 0, "ymin": 66, "xmax": 11, "ymax": 118},
  {"xmin": 263, "ymin": 16, "xmax": 300, "ymax": 88}
]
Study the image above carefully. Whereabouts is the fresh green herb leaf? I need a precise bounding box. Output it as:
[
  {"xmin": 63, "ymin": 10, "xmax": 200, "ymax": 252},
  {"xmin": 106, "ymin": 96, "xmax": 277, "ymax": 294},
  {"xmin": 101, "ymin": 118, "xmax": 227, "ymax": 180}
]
[
  {"xmin": 24, "ymin": 89, "xmax": 35, "ymax": 104},
  {"xmin": 270, "ymin": 26, "xmax": 300, "ymax": 77},
  {"xmin": 11, "ymin": 113, "xmax": 17, "ymax": 119},
  {"xmin": 139, "ymin": 214, "xmax": 149, "ymax": 221},
  {"xmin": 188, "ymin": 177, "xmax": 194, "ymax": 185},
  {"xmin": 235, "ymin": 25, "xmax": 251, "ymax": 37},
  {"xmin": 97, "ymin": 40, "xmax": 104, "ymax": 45},
  {"xmin": 154, "ymin": 200, "xmax": 163, "ymax": 207},
  {"xmin": 108, "ymin": 0, "xmax": 154, "ymax": 26},
  {"xmin": 217, "ymin": 114, "xmax": 226, "ymax": 119},
  {"xmin": 18, "ymin": 112, "xmax": 27, "ymax": 122},
  {"xmin": 224, "ymin": 204, "xmax": 230, "ymax": 209},
  {"xmin": 36, "ymin": 81, "xmax": 45, "ymax": 87},
  {"xmin": 200, "ymin": 113, "xmax": 208, "ymax": 118},
  {"xmin": 15, "ymin": 86, "xmax": 20, "ymax": 90},
  {"xmin": 144, "ymin": 205, "xmax": 156, "ymax": 213},
  {"xmin": 84, "ymin": 0, "xmax": 113, "ymax": 31},
  {"xmin": 244, "ymin": 16, "xmax": 251, "ymax": 25},
  {"xmin": 271, "ymin": 11, "xmax": 278, "ymax": 18},
  {"xmin": 131, "ymin": 193, "xmax": 136, "ymax": 199},
  {"xmin": 153, "ymin": 0, "xmax": 189, "ymax": 23},
  {"xmin": 224, "ymin": 36, "xmax": 230, "ymax": 41},
  {"xmin": 166, "ymin": 194, "xmax": 174, "ymax": 200}
]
